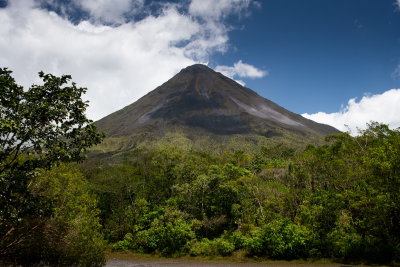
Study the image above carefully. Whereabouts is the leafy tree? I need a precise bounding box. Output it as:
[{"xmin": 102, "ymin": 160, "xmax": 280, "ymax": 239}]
[
  {"xmin": 245, "ymin": 219, "xmax": 311, "ymax": 259},
  {"xmin": 27, "ymin": 164, "xmax": 106, "ymax": 266},
  {"xmin": 290, "ymin": 123, "xmax": 400, "ymax": 263},
  {"xmin": 0, "ymin": 68, "xmax": 103, "ymax": 262},
  {"xmin": 114, "ymin": 207, "xmax": 195, "ymax": 256}
]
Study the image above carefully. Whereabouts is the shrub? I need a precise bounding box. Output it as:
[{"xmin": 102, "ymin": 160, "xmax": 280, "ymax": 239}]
[
  {"xmin": 213, "ymin": 238, "xmax": 235, "ymax": 256},
  {"xmin": 189, "ymin": 238, "xmax": 213, "ymax": 256},
  {"xmin": 136, "ymin": 217, "xmax": 195, "ymax": 255},
  {"xmin": 245, "ymin": 220, "xmax": 311, "ymax": 260},
  {"xmin": 244, "ymin": 235, "xmax": 264, "ymax": 256},
  {"xmin": 189, "ymin": 237, "xmax": 235, "ymax": 256},
  {"xmin": 326, "ymin": 227, "xmax": 362, "ymax": 258},
  {"xmin": 114, "ymin": 233, "xmax": 135, "ymax": 251},
  {"xmin": 223, "ymin": 230, "xmax": 247, "ymax": 249}
]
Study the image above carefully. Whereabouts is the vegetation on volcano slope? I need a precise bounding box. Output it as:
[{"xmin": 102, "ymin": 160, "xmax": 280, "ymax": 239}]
[
  {"xmin": 93, "ymin": 64, "xmax": 339, "ymax": 156},
  {"xmin": 82, "ymin": 122, "xmax": 400, "ymax": 264}
]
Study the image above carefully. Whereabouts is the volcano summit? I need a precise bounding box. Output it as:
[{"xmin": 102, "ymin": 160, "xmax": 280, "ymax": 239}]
[{"xmin": 95, "ymin": 64, "xmax": 339, "ymax": 152}]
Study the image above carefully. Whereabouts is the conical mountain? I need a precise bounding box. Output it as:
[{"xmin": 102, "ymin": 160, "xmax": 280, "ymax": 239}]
[{"xmin": 95, "ymin": 64, "xmax": 339, "ymax": 152}]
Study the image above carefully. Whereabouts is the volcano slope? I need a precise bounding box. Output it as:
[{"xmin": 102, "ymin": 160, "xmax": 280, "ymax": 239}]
[{"xmin": 94, "ymin": 64, "xmax": 339, "ymax": 154}]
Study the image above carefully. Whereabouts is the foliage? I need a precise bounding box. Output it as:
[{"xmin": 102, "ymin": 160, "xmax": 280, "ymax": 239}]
[
  {"xmin": 189, "ymin": 237, "xmax": 235, "ymax": 256},
  {"xmin": 136, "ymin": 216, "xmax": 194, "ymax": 255},
  {"xmin": 113, "ymin": 208, "xmax": 195, "ymax": 256},
  {"xmin": 31, "ymin": 165, "xmax": 106, "ymax": 265},
  {"xmin": 82, "ymin": 122, "xmax": 400, "ymax": 264},
  {"xmin": 0, "ymin": 68, "xmax": 103, "ymax": 264},
  {"xmin": 114, "ymin": 233, "xmax": 135, "ymax": 251},
  {"xmin": 260, "ymin": 219, "xmax": 311, "ymax": 259},
  {"xmin": 290, "ymin": 123, "xmax": 400, "ymax": 263}
]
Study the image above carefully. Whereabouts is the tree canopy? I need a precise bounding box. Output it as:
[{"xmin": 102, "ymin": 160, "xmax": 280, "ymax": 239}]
[
  {"xmin": 85, "ymin": 123, "xmax": 400, "ymax": 264},
  {"xmin": 0, "ymin": 68, "xmax": 104, "ymax": 265}
]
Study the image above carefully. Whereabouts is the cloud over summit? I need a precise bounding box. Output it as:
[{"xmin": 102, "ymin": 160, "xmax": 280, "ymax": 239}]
[{"xmin": 216, "ymin": 60, "xmax": 267, "ymax": 79}]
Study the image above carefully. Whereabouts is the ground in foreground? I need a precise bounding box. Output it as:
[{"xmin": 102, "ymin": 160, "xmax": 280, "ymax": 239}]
[{"xmin": 105, "ymin": 252, "xmax": 378, "ymax": 267}]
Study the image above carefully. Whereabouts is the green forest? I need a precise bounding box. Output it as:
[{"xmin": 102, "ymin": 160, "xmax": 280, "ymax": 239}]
[
  {"xmin": 84, "ymin": 123, "xmax": 400, "ymax": 265},
  {"xmin": 1, "ymin": 68, "xmax": 400, "ymax": 266}
]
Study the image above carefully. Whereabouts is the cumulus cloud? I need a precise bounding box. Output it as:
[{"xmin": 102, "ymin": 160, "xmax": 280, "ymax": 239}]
[
  {"xmin": 302, "ymin": 89, "xmax": 400, "ymax": 134},
  {"xmin": 0, "ymin": 0, "xmax": 257, "ymax": 120},
  {"xmin": 215, "ymin": 60, "xmax": 267, "ymax": 84}
]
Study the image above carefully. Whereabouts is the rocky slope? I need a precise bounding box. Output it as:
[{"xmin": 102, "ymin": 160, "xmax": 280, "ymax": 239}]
[{"xmin": 95, "ymin": 64, "xmax": 339, "ymax": 153}]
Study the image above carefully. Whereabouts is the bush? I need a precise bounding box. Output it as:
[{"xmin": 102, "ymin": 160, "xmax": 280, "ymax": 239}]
[
  {"xmin": 223, "ymin": 230, "xmax": 247, "ymax": 249},
  {"xmin": 189, "ymin": 238, "xmax": 213, "ymax": 256},
  {"xmin": 189, "ymin": 237, "xmax": 235, "ymax": 256},
  {"xmin": 326, "ymin": 227, "xmax": 362, "ymax": 258},
  {"xmin": 245, "ymin": 220, "xmax": 311, "ymax": 260},
  {"xmin": 244, "ymin": 236, "xmax": 264, "ymax": 256},
  {"xmin": 135, "ymin": 217, "xmax": 195, "ymax": 256},
  {"xmin": 327, "ymin": 228, "xmax": 397, "ymax": 263},
  {"xmin": 214, "ymin": 238, "xmax": 235, "ymax": 256},
  {"xmin": 114, "ymin": 233, "xmax": 135, "ymax": 251}
]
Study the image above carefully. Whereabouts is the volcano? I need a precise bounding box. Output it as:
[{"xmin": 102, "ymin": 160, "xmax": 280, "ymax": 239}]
[{"xmin": 95, "ymin": 64, "xmax": 339, "ymax": 152}]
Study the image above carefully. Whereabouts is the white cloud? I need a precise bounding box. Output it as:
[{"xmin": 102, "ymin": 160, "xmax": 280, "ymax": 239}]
[
  {"xmin": 0, "ymin": 0, "xmax": 256, "ymax": 120},
  {"xmin": 189, "ymin": 0, "xmax": 251, "ymax": 21},
  {"xmin": 215, "ymin": 60, "xmax": 267, "ymax": 82},
  {"xmin": 73, "ymin": 0, "xmax": 144, "ymax": 25},
  {"xmin": 234, "ymin": 80, "xmax": 246, "ymax": 86},
  {"xmin": 392, "ymin": 65, "xmax": 400, "ymax": 79},
  {"xmin": 302, "ymin": 89, "xmax": 400, "ymax": 134}
]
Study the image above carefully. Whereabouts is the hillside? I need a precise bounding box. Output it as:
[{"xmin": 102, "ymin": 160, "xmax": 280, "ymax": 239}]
[{"xmin": 94, "ymin": 64, "xmax": 339, "ymax": 154}]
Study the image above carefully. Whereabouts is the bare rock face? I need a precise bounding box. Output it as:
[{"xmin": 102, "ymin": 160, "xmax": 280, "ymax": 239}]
[{"xmin": 96, "ymin": 64, "xmax": 339, "ymax": 148}]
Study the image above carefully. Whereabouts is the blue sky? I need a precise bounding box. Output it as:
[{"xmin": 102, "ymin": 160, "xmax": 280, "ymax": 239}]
[
  {"xmin": 1, "ymin": 0, "xmax": 399, "ymax": 132},
  {"xmin": 223, "ymin": 0, "xmax": 400, "ymax": 113}
]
